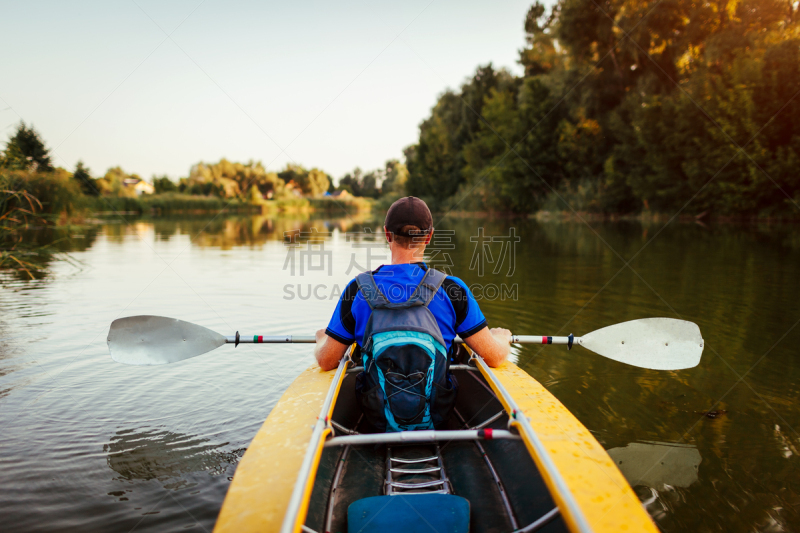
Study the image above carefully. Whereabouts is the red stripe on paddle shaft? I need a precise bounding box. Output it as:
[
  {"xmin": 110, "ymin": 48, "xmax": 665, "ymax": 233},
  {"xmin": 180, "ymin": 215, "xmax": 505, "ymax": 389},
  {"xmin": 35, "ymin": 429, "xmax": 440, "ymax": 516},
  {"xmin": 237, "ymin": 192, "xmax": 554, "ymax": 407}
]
[
  {"xmin": 257, "ymin": 335, "xmax": 263, "ymax": 343},
  {"xmin": 541, "ymin": 336, "xmax": 547, "ymax": 344},
  {"xmin": 484, "ymin": 428, "xmax": 493, "ymax": 439}
]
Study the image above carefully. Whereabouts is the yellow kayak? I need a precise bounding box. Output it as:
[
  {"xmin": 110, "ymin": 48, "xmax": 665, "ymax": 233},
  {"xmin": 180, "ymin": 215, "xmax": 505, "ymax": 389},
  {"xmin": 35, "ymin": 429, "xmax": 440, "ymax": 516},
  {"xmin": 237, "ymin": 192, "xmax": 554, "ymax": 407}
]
[{"xmin": 214, "ymin": 352, "xmax": 658, "ymax": 533}]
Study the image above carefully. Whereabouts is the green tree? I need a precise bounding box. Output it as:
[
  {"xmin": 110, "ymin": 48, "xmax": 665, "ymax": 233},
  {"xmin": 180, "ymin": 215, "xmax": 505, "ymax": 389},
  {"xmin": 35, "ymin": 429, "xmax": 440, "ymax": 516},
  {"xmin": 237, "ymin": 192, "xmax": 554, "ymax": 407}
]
[
  {"xmin": 152, "ymin": 175, "xmax": 178, "ymax": 194},
  {"xmin": 184, "ymin": 159, "xmax": 287, "ymax": 198},
  {"xmin": 71, "ymin": 161, "xmax": 99, "ymax": 196},
  {"xmin": 406, "ymin": 65, "xmax": 508, "ymax": 208},
  {"xmin": 98, "ymin": 167, "xmax": 139, "ymax": 198},
  {"xmin": 404, "ymin": 0, "xmax": 800, "ymax": 215},
  {"xmin": 247, "ymin": 184, "xmax": 264, "ymax": 204},
  {"xmin": 277, "ymin": 164, "xmax": 331, "ymax": 196},
  {"xmin": 381, "ymin": 159, "xmax": 408, "ymax": 197},
  {"xmin": 305, "ymin": 168, "xmax": 331, "ymax": 197},
  {"xmin": 1, "ymin": 122, "xmax": 53, "ymax": 172},
  {"xmin": 337, "ymin": 168, "xmax": 360, "ymax": 195},
  {"xmin": 360, "ymin": 171, "xmax": 380, "ymax": 198}
]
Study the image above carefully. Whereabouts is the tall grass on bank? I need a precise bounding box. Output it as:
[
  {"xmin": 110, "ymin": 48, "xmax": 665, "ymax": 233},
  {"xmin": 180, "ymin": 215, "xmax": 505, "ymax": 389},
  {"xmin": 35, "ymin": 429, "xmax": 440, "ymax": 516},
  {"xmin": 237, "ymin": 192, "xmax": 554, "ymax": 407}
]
[
  {"xmin": 91, "ymin": 193, "xmax": 259, "ymax": 216},
  {"xmin": 1, "ymin": 169, "xmax": 86, "ymax": 221},
  {"xmin": 90, "ymin": 193, "xmax": 373, "ymax": 217},
  {"xmin": 306, "ymin": 196, "xmax": 373, "ymax": 214},
  {"xmin": 244, "ymin": 196, "xmax": 373, "ymax": 215},
  {"xmin": 0, "ymin": 170, "xmax": 82, "ymax": 278},
  {"xmin": 0, "ymin": 187, "xmax": 44, "ymax": 277}
]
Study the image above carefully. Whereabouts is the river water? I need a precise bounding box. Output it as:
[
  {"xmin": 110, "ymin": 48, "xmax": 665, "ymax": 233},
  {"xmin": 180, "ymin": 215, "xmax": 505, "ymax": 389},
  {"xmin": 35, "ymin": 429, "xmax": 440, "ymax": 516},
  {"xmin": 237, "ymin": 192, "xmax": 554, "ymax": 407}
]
[{"xmin": 1, "ymin": 212, "xmax": 799, "ymax": 532}]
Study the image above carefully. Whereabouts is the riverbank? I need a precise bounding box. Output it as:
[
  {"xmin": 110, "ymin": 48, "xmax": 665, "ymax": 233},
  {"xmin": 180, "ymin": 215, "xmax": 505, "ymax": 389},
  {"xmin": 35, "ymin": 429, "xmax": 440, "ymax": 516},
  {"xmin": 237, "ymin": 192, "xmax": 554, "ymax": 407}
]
[
  {"xmin": 441, "ymin": 209, "xmax": 800, "ymax": 225},
  {"xmin": 89, "ymin": 194, "xmax": 373, "ymax": 218}
]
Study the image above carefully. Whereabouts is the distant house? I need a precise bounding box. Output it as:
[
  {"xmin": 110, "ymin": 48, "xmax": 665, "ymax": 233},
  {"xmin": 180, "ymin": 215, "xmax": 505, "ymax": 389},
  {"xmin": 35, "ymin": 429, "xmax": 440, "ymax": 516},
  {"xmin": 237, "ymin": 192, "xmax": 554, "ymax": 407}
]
[
  {"xmin": 284, "ymin": 179, "xmax": 304, "ymax": 197},
  {"xmin": 123, "ymin": 178, "xmax": 155, "ymax": 195},
  {"xmin": 328, "ymin": 190, "xmax": 352, "ymax": 199}
]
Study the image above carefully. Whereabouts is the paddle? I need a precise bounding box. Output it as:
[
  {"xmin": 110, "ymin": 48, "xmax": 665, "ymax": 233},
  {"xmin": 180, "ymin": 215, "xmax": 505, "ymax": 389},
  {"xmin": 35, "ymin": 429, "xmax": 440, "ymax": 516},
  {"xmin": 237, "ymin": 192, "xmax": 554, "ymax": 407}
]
[
  {"xmin": 606, "ymin": 441, "xmax": 702, "ymax": 490},
  {"xmin": 107, "ymin": 316, "xmax": 703, "ymax": 370}
]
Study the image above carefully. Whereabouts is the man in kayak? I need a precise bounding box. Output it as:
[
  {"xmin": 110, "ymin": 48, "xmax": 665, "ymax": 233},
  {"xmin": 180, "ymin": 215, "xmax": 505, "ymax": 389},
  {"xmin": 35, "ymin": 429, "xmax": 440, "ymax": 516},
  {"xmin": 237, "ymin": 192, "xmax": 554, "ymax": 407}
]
[{"xmin": 314, "ymin": 196, "xmax": 511, "ymax": 432}]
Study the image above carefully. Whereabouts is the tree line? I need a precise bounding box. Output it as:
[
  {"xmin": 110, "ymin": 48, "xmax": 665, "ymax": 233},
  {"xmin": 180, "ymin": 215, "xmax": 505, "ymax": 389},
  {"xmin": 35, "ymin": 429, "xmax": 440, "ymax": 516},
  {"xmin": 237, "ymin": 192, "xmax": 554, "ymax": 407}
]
[
  {"xmin": 405, "ymin": 0, "xmax": 800, "ymax": 216},
  {"xmin": 0, "ymin": 122, "xmax": 407, "ymax": 203}
]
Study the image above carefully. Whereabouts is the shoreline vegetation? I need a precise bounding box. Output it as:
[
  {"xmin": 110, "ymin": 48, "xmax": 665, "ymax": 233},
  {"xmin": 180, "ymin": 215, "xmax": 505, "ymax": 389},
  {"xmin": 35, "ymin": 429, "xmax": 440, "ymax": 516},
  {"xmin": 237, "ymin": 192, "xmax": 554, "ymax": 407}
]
[
  {"xmin": 88, "ymin": 194, "xmax": 373, "ymax": 218},
  {"xmin": 445, "ymin": 209, "xmax": 800, "ymax": 225}
]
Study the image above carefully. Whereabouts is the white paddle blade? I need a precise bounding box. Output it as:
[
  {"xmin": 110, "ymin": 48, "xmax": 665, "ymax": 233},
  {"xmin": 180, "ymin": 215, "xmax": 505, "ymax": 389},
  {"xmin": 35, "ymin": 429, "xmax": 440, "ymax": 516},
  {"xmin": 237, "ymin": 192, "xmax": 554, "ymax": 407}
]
[
  {"xmin": 579, "ymin": 318, "xmax": 704, "ymax": 370},
  {"xmin": 108, "ymin": 316, "xmax": 226, "ymax": 365}
]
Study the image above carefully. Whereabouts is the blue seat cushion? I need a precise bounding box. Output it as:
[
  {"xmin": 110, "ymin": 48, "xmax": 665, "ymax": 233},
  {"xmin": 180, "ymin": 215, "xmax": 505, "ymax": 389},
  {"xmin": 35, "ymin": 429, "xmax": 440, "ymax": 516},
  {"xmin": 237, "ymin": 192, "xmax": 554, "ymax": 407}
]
[{"xmin": 347, "ymin": 493, "xmax": 470, "ymax": 533}]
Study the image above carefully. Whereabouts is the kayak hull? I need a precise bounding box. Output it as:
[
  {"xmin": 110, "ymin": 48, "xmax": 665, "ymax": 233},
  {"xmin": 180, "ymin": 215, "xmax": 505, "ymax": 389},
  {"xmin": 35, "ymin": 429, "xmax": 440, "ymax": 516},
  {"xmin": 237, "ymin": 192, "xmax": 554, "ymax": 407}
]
[
  {"xmin": 213, "ymin": 364, "xmax": 341, "ymax": 531},
  {"xmin": 214, "ymin": 359, "xmax": 657, "ymax": 533}
]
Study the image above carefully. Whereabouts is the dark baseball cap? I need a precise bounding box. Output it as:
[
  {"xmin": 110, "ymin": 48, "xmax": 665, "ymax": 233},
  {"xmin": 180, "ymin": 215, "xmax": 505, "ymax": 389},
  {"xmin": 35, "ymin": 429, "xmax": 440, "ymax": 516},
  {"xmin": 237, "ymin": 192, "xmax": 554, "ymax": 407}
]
[{"xmin": 385, "ymin": 196, "xmax": 433, "ymax": 237}]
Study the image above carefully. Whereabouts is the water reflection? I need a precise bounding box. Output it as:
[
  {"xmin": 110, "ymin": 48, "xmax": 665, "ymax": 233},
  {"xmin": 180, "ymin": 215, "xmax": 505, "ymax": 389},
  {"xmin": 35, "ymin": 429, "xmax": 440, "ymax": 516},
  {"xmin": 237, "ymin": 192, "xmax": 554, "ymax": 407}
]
[
  {"xmin": 104, "ymin": 428, "xmax": 244, "ymax": 490},
  {"xmin": 1, "ymin": 213, "xmax": 799, "ymax": 532},
  {"xmin": 0, "ymin": 225, "xmax": 101, "ymax": 282},
  {"xmin": 140, "ymin": 214, "xmax": 379, "ymax": 249},
  {"xmin": 0, "ymin": 319, "xmax": 22, "ymax": 399},
  {"xmin": 607, "ymin": 441, "xmax": 701, "ymax": 489}
]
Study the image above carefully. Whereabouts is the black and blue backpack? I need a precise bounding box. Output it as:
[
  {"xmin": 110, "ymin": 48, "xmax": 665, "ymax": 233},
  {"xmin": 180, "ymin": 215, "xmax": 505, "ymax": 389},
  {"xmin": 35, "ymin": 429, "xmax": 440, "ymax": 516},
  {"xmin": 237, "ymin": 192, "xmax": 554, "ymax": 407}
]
[{"xmin": 354, "ymin": 268, "xmax": 458, "ymax": 433}]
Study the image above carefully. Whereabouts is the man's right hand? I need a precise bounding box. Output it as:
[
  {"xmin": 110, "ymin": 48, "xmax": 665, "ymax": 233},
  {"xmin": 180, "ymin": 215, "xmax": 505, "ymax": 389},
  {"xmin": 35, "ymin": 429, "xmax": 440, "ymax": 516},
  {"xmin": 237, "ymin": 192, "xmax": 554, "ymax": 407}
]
[
  {"xmin": 463, "ymin": 326, "xmax": 511, "ymax": 367},
  {"xmin": 490, "ymin": 327, "xmax": 512, "ymax": 346},
  {"xmin": 314, "ymin": 329, "xmax": 349, "ymax": 371}
]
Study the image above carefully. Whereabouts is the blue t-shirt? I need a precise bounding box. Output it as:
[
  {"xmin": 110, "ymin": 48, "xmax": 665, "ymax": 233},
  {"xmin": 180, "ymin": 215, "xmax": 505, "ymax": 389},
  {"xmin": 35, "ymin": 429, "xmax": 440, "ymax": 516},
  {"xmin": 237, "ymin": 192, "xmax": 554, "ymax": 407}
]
[{"xmin": 325, "ymin": 263, "xmax": 487, "ymax": 352}]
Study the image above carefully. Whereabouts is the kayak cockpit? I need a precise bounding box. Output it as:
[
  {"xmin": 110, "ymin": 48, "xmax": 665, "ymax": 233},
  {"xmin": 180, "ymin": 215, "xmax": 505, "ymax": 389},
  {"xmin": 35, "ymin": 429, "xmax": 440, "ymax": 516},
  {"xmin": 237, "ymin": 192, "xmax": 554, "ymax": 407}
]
[{"xmin": 302, "ymin": 364, "xmax": 568, "ymax": 533}]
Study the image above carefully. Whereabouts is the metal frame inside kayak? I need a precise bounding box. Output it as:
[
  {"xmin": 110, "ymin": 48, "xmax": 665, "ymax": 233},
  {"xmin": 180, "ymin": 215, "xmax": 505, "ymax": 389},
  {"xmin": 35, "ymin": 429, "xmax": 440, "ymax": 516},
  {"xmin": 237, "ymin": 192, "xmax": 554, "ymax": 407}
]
[
  {"xmin": 472, "ymin": 355, "xmax": 592, "ymax": 533},
  {"xmin": 214, "ymin": 352, "xmax": 658, "ymax": 533}
]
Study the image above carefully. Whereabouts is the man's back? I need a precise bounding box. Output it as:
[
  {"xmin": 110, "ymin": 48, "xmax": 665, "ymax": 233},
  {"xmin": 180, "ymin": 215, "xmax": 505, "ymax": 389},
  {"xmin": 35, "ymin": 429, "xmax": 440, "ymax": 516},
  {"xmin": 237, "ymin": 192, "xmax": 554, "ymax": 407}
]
[{"xmin": 325, "ymin": 262, "xmax": 487, "ymax": 352}]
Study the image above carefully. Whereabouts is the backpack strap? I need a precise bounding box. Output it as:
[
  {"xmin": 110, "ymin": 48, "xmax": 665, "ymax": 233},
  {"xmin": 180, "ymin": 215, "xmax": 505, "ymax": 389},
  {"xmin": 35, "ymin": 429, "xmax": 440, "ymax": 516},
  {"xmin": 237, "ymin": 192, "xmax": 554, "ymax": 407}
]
[
  {"xmin": 407, "ymin": 267, "xmax": 447, "ymax": 308},
  {"xmin": 355, "ymin": 272, "xmax": 390, "ymax": 310},
  {"xmin": 356, "ymin": 267, "xmax": 447, "ymax": 310}
]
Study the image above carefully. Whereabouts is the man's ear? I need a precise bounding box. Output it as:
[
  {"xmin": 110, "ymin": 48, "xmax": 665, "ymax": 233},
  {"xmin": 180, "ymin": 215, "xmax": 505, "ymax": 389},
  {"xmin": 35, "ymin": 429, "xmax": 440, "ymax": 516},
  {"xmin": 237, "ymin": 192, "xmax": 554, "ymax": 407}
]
[
  {"xmin": 384, "ymin": 226, "xmax": 392, "ymax": 243},
  {"xmin": 424, "ymin": 227, "xmax": 434, "ymax": 245}
]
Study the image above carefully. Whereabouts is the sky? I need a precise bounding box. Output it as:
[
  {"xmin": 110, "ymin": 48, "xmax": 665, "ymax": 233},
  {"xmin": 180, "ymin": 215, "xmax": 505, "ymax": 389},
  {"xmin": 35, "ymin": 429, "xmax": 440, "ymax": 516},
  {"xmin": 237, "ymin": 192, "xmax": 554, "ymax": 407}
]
[{"xmin": 0, "ymin": 0, "xmax": 537, "ymax": 182}]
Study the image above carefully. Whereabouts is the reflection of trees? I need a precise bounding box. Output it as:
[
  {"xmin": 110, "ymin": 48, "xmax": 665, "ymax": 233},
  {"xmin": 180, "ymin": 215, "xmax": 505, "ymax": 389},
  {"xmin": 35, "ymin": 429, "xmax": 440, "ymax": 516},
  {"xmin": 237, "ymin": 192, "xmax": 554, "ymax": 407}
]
[
  {"xmin": 14, "ymin": 225, "xmax": 100, "ymax": 253},
  {"xmin": 5, "ymin": 213, "xmax": 384, "ymax": 257},
  {"xmin": 187, "ymin": 214, "xmax": 380, "ymax": 249},
  {"xmin": 0, "ymin": 316, "xmax": 27, "ymax": 400},
  {"xmin": 1, "ymin": 225, "xmax": 100, "ymax": 282},
  {"xmin": 191, "ymin": 215, "xmax": 309, "ymax": 249},
  {"xmin": 98, "ymin": 213, "xmax": 381, "ymax": 249},
  {"xmin": 104, "ymin": 427, "xmax": 244, "ymax": 491}
]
